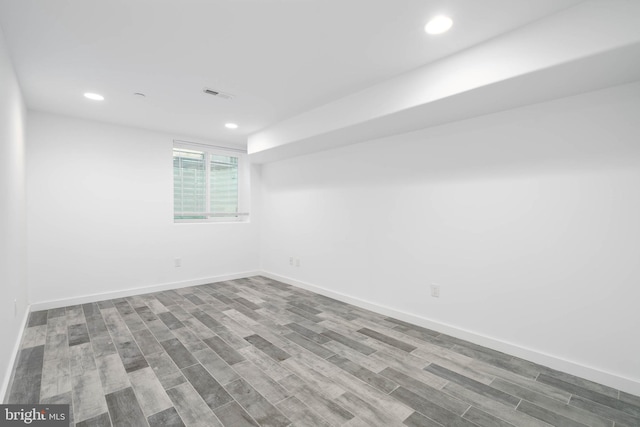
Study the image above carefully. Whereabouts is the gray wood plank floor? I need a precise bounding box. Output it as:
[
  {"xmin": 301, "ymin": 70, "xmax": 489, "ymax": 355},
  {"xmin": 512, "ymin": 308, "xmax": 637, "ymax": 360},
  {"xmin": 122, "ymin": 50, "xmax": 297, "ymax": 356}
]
[{"xmin": 6, "ymin": 276, "xmax": 640, "ymax": 427}]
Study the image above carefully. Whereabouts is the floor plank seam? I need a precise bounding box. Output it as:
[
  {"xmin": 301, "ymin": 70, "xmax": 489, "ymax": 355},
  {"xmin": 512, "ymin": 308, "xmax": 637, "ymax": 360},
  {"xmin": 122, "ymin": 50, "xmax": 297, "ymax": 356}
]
[{"xmin": 7, "ymin": 276, "xmax": 640, "ymax": 427}]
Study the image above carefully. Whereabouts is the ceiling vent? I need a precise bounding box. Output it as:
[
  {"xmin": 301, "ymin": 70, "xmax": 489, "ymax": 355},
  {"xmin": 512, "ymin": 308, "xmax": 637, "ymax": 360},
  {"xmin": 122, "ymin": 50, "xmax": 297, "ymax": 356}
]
[{"xmin": 203, "ymin": 88, "xmax": 233, "ymax": 100}]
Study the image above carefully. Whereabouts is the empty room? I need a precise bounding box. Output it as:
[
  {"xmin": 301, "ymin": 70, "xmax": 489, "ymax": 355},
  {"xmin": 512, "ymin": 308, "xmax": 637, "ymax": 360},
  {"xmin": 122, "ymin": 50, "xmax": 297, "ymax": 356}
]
[{"xmin": 1, "ymin": 1, "xmax": 639, "ymax": 426}]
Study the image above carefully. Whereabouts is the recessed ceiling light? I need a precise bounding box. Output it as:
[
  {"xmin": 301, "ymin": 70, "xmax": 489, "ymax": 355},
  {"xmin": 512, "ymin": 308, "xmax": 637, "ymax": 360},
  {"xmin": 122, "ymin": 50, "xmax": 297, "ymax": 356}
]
[
  {"xmin": 225, "ymin": 123, "xmax": 238, "ymax": 129},
  {"xmin": 425, "ymin": 15, "xmax": 453, "ymax": 35},
  {"xmin": 84, "ymin": 92, "xmax": 104, "ymax": 101}
]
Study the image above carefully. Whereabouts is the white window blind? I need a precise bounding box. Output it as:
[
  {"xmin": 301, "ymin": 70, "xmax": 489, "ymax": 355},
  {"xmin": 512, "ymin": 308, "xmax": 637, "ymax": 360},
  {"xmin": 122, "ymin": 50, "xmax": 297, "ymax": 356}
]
[
  {"xmin": 210, "ymin": 154, "xmax": 238, "ymax": 215},
  {"xmin": 174, "ymin": 149, "xmax": 207, "ymax": 219},
  {"xmin": 173, "ymin": 141, "xmax": 248, "ymax": 222}
]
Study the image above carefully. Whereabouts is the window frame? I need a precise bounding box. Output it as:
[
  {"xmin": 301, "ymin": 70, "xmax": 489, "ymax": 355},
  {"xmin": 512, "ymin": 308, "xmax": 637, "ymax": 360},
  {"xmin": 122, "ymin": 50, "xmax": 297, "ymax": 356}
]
[{"xmin": 173, "ymin": 140, "xmax": 249, "ymax": 224}]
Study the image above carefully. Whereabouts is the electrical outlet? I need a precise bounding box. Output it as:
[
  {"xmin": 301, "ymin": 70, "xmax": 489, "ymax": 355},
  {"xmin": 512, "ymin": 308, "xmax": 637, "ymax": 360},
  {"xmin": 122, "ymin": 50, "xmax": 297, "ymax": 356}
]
[
  {"xmin": 289, "ymin": 257, "xmax": 294, "ymax": 266},
  {"xmin": 175, "ymin": 258, "xmax": 182, "ymax": 268},
  {"xmin": 431, "ymin": 284, "xmax": 440, "ymax": 298},
  {"xmin": 295, "ymin": 258, "xmax": 300, "ymax": 267}
]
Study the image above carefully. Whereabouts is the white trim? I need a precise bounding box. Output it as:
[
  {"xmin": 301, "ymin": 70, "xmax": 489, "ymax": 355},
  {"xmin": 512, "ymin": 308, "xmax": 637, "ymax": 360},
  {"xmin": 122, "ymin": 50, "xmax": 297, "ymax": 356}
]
[
  {"xmin": 29, "ymin": 271, "xmax": 260, "ymax": 311},
  {"xmin": 173, "ymin": 139, "xmax": 246, "ymax": 154},
  {"xmin": 12, "ymin": 270, "xmax": 640, "ymax": 397},
  {"xmin": 261, "ymin": 271, "xmax": 640, "ymax": 397},
  {"xmin": 0, "ymin": 306, "xmax": 30, "ymax": 403}
]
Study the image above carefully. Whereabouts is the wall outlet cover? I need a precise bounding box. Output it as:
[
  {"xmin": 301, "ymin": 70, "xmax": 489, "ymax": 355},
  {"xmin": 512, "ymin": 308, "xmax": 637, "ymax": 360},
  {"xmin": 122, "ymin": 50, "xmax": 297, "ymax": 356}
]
[{"xmin": 431, "ymin": 285, "xmax": 440, "ymax": 298}]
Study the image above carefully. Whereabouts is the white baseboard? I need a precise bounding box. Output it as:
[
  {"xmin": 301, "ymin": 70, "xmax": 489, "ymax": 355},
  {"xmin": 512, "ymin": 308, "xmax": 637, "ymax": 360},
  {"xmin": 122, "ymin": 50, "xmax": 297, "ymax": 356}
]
[
  {"xmin": 13, "ymin": 270, "xmax": 640, "ymax": 397},
  {"xmin": 2, "ymin": 271, "xmax": 258, "ymax": 402},
  {"xmin": 29, "ymin": 271, "xmax": 260, "ymax": 311},
  {"xmin": 0, "ymin": 306, "xmax": 30, "ymax": 403},
  {"xmin": 262, "ymin": 271, "xmax": 640, "ymax": 397}
]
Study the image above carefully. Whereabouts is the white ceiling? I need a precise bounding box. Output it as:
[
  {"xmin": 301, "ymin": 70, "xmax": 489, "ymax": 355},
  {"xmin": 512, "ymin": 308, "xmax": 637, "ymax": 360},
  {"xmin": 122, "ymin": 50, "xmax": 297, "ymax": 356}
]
[{"xmin": 0, "ymin": 0, "xmax": 584, "ymax": 146}]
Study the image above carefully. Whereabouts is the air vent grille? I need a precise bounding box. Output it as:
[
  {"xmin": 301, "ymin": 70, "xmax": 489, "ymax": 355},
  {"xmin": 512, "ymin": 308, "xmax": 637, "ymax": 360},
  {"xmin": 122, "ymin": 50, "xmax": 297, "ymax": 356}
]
[{"xmin": 203, "ymin": 88, "xmax": 233, "ymax": 100}]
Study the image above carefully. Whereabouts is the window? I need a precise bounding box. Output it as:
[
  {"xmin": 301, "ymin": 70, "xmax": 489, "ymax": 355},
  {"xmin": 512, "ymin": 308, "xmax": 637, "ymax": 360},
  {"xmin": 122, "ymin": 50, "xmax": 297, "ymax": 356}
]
[{"xmin": 173, "ymin": 141, "xmax": 248, "ymax": 222}]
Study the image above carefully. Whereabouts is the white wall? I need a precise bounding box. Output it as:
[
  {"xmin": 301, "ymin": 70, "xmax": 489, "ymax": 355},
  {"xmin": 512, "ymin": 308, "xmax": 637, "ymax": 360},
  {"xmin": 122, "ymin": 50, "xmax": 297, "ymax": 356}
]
[
  {"xmin": 27, "ymin": 112, "xmax": 260, "ymax": 306},
  {"xmin": 259, "ymin": 81, "xmax": 640, "ymax": 394},
  {"xmin": 0, "ymin": 27, "xmax": 28, "ymax": 399}
]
